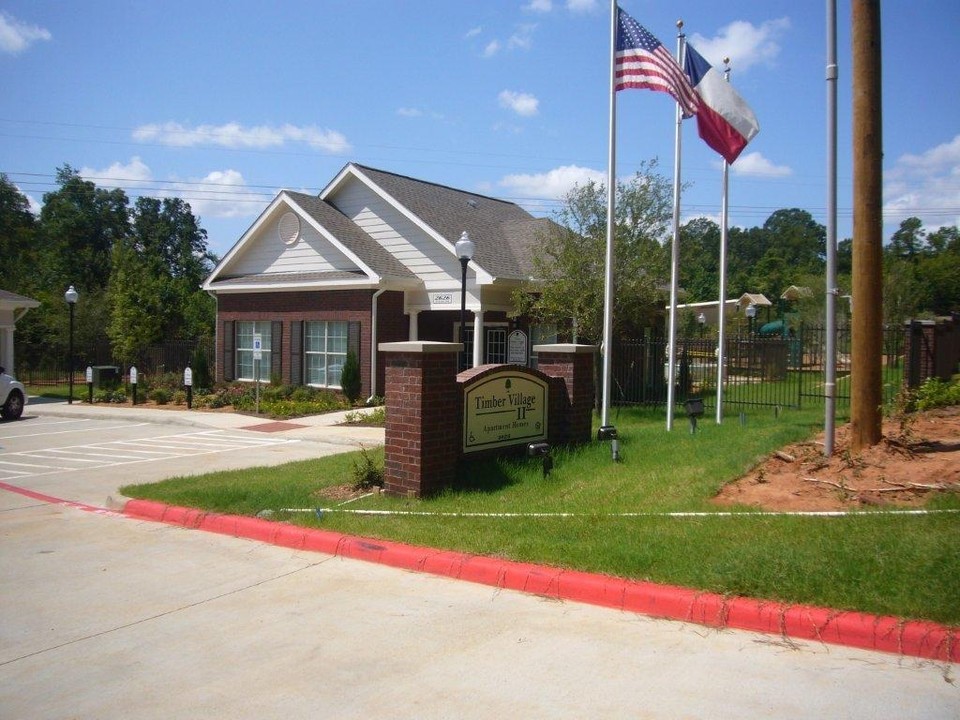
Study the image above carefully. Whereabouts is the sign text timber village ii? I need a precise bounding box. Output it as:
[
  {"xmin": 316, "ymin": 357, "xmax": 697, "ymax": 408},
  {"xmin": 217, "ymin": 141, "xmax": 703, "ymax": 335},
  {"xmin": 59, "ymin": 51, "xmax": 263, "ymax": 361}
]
[{"xmin": 463, "ymin": 370, "xmax": 548, "ymax": 453}]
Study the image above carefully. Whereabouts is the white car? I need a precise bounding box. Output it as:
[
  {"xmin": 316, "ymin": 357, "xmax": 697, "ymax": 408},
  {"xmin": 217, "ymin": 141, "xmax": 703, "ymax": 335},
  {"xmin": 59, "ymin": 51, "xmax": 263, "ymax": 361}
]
[{"xmin": 0, "ymin": 367, "xmax": 27, "ymax": 420}]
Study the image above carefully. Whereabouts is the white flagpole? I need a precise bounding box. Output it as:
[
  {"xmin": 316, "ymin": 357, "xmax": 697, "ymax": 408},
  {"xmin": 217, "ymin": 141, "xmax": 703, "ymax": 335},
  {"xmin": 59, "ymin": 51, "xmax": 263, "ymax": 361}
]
[
  {"xmin": 715, "ymin": 60, "xmax": 731, "ymax": 424},
  {"xmin": 599, "ymin": 0, "xmax": 617, "ymax": 440},
  {"xmin": 665, "ymin": 19, "xmax": 686, "ymax": 431},
  {"xmin": 824, "ymin": 0, "xmax": 838, "ymax": 454}
]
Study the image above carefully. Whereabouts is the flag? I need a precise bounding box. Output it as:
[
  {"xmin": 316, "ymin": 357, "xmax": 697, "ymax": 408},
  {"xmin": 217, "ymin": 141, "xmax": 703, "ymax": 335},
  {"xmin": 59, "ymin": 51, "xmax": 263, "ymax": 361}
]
[
  {"xmin": 683, "ymin": 43, "xmax": 760, "ymax": 164},
  {"xmin": 615, "ymin": 7, "xmax": 699, "ymax": 118}
]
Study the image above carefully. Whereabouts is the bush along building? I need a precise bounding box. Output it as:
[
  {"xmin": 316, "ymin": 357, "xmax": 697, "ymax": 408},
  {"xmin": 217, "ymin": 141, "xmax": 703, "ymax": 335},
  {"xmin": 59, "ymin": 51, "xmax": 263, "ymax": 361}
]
[{"xmin": 203, "ymin": 163, "xmax": 562, "ymax": 399}]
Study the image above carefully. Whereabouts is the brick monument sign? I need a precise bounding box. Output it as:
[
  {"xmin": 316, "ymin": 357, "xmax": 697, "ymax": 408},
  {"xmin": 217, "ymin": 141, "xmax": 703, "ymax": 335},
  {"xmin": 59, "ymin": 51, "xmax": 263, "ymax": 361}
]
[{"xmin": 379, "ymin": 341, "xmax": 596, "ymax": 497}]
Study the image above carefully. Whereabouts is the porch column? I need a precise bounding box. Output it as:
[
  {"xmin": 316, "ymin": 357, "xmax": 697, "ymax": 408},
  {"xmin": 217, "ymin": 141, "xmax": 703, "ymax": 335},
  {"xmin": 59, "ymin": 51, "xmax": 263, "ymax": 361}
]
[
  {"xmin": 0, "ymin": 326, "xmax": 13, "ymax": 371},
  {"xmin": 472, "ymin": 309, "xmax": 484, "ymax": 367},
  {"xmin": 408, "ymin": 310, "xmax": 419, "ymax": 341}
]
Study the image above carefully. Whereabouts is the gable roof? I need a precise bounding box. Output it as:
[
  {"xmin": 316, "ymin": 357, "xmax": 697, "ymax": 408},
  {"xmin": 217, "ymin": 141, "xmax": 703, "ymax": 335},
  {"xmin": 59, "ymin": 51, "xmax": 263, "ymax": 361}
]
[
  {"xmin": 335, "ymin": 164, "xmax": 556, "ymax": 280},
  {"xmin": 0, "ymin": 289, "xmax": 40, "ymax": 309},
  {"xmin": 283, "ymin": 191, "xmax": 415, "ymax": 281}
]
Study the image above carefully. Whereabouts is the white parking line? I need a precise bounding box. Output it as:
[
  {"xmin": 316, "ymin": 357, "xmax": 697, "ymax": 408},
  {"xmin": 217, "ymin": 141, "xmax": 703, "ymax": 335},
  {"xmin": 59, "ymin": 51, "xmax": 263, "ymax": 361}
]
[{"xmin": 0, "ymin": 430, "xmax": 299, "ymax": 481}]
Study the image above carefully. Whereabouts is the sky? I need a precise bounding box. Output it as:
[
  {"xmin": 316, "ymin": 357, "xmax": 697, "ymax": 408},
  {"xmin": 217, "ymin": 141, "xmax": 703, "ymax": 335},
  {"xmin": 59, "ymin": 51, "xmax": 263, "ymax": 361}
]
[{"xmin": 2, "ymin": 0, "xmax": 958, "ymax": 259}]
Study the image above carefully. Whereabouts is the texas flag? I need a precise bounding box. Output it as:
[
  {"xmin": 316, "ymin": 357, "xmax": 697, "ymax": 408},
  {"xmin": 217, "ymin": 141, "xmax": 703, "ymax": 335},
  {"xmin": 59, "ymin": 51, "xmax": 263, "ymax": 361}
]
[{"xmin": 683, "ymin": 43, "xmax": 759, "ymax": 164}]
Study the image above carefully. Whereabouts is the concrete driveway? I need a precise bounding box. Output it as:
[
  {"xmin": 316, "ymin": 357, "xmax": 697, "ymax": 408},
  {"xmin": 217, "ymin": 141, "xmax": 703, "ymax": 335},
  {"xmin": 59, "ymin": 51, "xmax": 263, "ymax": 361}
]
[{"xmin": 1, "ymin": 403, "xmax": 957, "ymax": 719}]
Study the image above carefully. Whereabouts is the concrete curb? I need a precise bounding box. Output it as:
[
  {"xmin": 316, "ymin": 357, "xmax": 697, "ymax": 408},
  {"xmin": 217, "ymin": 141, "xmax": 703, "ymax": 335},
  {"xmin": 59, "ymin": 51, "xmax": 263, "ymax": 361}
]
[{"xmin": 123, "ymin": 499, "xmax": 959, "ymax": 664}]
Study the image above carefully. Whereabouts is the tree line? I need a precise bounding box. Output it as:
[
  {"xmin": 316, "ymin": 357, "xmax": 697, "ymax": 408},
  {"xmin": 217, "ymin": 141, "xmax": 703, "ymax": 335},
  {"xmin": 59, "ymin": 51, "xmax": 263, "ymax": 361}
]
[
  {"xmin": 516, "ymin": 161, "xmax": 960, "ymax": 338},
  {"xmin": 1, "ymin": 167, "xmax": 218, "ymax": 367}
]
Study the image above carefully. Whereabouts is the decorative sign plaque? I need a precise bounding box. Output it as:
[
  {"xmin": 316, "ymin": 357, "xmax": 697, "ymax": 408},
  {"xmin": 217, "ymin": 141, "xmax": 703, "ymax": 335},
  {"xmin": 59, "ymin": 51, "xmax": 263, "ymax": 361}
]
[
  {"xmin": 431, "ymin": 292, "xmax": 454, "ymax": 305},
  {"xmin": 507, "ymin": 329, "xmax": 528, "ymax": 364},
  {"xmin": 463, "ymin": 370, "xmax": 548, "ymax": 453}
]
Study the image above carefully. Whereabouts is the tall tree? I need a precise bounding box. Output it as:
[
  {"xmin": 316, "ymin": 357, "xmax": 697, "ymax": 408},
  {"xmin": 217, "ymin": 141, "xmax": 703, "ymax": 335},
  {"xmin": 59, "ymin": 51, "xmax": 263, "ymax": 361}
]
[
  {"xmin": 0, "ymin": 174, "xmax": 38, "ymax": 292},
  {"xmin": 512, "ymin": 164, "xmax": 672, "ymax": 341}
]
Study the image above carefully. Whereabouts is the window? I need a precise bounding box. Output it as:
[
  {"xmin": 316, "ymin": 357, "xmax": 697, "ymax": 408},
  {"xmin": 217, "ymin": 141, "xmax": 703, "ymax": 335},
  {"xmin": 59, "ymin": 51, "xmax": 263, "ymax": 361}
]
[
  {"xmin": 235, "ymin": 321, "xmax": 272, "ymax": 381},
  {"xmin": 305, "ymin": 321, "xmax": 348, "ymax": 388}
]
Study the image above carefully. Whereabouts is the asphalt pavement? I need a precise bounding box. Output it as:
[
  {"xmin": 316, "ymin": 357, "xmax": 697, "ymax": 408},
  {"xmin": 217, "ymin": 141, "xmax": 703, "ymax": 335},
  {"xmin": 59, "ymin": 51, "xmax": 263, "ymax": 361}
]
[{"xmin": 1, "ymin": 400, "xmax": 957, "ymax": 719}]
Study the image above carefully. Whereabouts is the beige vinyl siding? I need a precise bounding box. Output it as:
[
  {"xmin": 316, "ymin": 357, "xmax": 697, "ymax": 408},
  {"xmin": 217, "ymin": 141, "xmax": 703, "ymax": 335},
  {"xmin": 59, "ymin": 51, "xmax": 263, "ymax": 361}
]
[{"xmin": 331, "ymin": 180, "xmax": 462, "ymax": 288}]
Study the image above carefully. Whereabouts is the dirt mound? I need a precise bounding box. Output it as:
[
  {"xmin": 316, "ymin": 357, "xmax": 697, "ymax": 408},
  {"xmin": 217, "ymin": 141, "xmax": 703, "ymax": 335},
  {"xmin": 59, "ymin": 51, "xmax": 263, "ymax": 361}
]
[{"xmin": 713, "ymin": 406, "xmax": 960, "ymax": 511}]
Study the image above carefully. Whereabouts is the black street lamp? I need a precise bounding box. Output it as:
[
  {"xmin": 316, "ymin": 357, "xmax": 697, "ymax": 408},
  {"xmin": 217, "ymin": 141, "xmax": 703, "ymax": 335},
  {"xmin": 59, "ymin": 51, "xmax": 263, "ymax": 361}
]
[
  {"xmin": 697, "ymin": 312, "xmax": 706, "ymax": 338},
  {"xmin": 746, "ymin": 303, "xmax": 757, "ymax": 337},
  {"xmin": 455, "ymin": 231, "xmax": 475, "ymax": 371},
  {"xmin": 64, "ymin": 285, "xmax": 78, "ymax": 404}
]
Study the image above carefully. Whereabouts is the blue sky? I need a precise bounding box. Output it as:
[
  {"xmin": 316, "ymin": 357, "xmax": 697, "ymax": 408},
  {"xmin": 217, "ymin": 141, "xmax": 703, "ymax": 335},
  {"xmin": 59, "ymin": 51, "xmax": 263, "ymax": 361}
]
[{"xmin": 2, "ymin": 0, "xmax": 958, "ymax": 258}]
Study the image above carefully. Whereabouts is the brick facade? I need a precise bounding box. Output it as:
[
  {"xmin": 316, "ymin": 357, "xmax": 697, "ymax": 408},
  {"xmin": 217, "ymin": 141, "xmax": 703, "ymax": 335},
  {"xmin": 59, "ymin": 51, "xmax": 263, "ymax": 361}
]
[
  {"xmin": 381, "ymin": 343, "xmax": 461, "ymax": 497},
  {"xmin": 215, "ymin": 289, "xmax": 408, "ymax": 398}
]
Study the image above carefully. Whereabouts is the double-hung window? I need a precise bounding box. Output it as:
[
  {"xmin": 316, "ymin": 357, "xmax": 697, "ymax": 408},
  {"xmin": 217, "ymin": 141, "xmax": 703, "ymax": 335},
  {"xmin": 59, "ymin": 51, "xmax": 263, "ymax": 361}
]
[
  {"xmin": 305, "ymin": 321, "xmax": 348, "ymax": 388},
  {"xmin": 235, "ymin": 321, "xmax": 271, "ymax": 381}
]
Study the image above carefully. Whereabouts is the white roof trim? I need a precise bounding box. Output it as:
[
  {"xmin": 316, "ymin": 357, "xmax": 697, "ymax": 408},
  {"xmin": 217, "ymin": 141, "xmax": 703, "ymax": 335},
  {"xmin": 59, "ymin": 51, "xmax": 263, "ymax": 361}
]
[
  {"xmin": 282, "ymin": 192, "xmax": 380, "ymax": 281},
  {"xmin": 321, "ymin": 164, "xmax": 496, "ymax": 286}
]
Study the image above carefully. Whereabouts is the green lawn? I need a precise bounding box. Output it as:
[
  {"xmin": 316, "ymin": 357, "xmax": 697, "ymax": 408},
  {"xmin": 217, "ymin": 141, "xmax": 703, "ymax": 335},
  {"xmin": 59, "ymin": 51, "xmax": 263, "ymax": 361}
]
[{"xmin": 122, "ymin": 405, "xmax": 960, "ymax": 625}]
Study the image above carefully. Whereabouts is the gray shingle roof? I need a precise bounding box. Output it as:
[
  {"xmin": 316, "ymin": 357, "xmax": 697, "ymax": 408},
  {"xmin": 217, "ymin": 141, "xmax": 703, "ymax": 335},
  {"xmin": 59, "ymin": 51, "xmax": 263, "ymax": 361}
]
[
  {"xmin": 283, "ymin": 191, "xmax": 416, "ymax": 280},
  {"xmin": 352, "ymin": 164, "xmax": 558, "ymax": 279},
  {"xmin": 0, "ymin": 289, "xmax": 40, "ymax": 306}
]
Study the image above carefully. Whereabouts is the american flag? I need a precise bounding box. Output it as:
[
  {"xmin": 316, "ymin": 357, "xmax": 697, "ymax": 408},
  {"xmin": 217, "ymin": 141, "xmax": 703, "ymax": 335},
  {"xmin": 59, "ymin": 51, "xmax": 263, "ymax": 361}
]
[{"xmin": 615, "ymin": 7, "xmax": 700, "ymax": 118}]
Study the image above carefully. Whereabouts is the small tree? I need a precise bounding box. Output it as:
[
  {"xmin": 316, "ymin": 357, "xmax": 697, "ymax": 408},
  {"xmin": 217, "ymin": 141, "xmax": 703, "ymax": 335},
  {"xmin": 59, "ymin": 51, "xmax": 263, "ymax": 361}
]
[{"xmin": 340, "ymin": 350, "xmax": 362, "ymax": 404}]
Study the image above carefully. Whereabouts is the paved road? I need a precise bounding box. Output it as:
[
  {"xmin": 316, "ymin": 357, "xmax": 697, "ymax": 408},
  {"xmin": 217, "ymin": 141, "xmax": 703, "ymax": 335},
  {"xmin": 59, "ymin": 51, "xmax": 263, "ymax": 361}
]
[{"xmin": 1, "ymin": 404, "xmax": 957, "ymax": 719}]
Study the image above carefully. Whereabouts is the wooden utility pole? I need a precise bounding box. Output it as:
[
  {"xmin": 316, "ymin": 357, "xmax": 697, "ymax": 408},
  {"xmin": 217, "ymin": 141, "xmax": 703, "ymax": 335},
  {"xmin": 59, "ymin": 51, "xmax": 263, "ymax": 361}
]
[{"xmin": 850, "ymin": 0, "xmax": 883, "ymax": 451}]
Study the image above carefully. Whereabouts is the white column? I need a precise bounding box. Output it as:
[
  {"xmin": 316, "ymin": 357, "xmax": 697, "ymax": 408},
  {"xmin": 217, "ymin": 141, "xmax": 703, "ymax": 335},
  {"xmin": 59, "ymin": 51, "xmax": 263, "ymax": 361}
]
[
  {"xmin": 0, "ymin": 327, "xmax": 13, "ymax": 371},
  {"xmin": 472, "ymin": 310, "xmax": 484, "ymax": 367},
  {"xmin": 408, "ymin": 311, "xmax": 419, "ymax": 341}
]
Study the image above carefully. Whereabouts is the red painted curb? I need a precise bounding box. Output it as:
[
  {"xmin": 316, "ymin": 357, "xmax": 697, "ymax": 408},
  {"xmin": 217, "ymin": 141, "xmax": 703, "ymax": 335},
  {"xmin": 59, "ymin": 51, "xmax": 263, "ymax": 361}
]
[{"xmin": 121, "ymin": 499, "xmax": 959, "ymax": 663}]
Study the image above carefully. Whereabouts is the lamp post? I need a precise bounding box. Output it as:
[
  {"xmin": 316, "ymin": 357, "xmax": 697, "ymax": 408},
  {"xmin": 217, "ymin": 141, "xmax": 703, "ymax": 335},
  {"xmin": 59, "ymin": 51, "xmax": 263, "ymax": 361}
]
[
  {"xmin": 455, "ymin": 231, "xmax": 475, "ymax": 371},
  {"xmin": 697, "ymin": 312, "xmax": 706, "ymax": 338},
  {"xmin": 64, "ymin": 285, "xmax": 78, "ymax": 404},
  {"xmin": 746, "ymin": 303, "xmax": 757, "ymax": 337}
]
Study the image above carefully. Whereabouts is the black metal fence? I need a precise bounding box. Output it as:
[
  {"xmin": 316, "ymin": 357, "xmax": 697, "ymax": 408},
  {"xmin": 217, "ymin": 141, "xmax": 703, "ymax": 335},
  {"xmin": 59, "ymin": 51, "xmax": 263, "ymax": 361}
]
[
  {"xmin": 15, "ymin": 339, "xmax": 214, "ymax": 387},
  {"xmin": 612, "ymin": 324, "xmax": 904, "ymax": 411}
]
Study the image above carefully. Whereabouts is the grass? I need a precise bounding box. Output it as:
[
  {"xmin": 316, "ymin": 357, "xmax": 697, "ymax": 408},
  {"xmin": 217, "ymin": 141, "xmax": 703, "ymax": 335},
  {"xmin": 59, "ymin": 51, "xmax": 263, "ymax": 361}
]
[{"xmin": 121, "ymin": 404, "xmax": 960, "ymax": 626}]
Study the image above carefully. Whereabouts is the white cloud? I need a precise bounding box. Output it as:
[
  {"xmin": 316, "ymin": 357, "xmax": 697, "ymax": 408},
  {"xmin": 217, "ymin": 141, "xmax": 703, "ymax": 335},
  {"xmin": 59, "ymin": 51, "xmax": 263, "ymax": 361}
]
[
  {"xmin": 690, "ymin": 18, "xmax": 790, "ymax": 72},
  {"xmin": 397, "ymin": 107, "xmax": 423, "ymax": 118},
  {"xmin": 15, "ymin": 185, "xmax": 42, "ymax": 215},
  {"xmin": 884, "ymin": 134, "xmax": 960, "ymax": 229},
  {"xmin": 132, "ymin": 122, "xmax": 351, "ymax": 153},
  {"xmin": 0, "ymin": 12, "xmax": 51, "ymax": 55},
  {"xmin": 508, "ymin": 24, "xmax": 536, "ymax": 50},
  {"xmin": 465, "ymin": 26, "xmax": 482, "ymax": 39},
  {"xmin": 498, "ymin": 90, "xmax": 539, "ymax": 117},
  {"xmin": 730, "ymin": 152, "xmax": 792, "ymax": 178},
  {"xmin": 482, "ymin": 39, "xmax": 501, "ymax": 58},
  {"xmin": 523, "ymin": 0, "xmax": 553, "ymax": 12},
  {"xmin": 566, "ymin": 0, "xmax": 598, "ymax": 13},
  {"xmin": 499, "ymin": 165, "xmax": 606, "ymax": 199},
  {"xmin": 77, "ymin": 157, "xmax": 258, "ymax": 219},
  {"xmin": 79, "ymin": 157, "xmax": 153, "ymax": 185}
]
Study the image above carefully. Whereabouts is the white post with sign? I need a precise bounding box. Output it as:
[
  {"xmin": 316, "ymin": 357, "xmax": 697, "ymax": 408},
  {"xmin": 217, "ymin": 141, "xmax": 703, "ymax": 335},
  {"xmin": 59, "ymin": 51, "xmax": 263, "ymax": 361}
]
[{"xmin": 253, "ymin": 333, "xmax": 262, "ymax": 414}]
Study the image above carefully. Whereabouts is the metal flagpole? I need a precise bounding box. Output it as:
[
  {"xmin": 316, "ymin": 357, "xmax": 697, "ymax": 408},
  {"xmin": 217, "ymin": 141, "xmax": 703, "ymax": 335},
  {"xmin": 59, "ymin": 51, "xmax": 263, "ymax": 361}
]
[
  {"xmin": 824, "ymin": 0, "xmax": 838, "ymax": 454},
  {"xmin": 665, "ymin": 20, "xmax": 686, "ymax": 431},
  {"xmin": 599, "ymin": 0, "xmax": 618, "ymax": 447},
  {"xmin": 715, "ymin": 60, "xmax": 732, "ymax": 424}
]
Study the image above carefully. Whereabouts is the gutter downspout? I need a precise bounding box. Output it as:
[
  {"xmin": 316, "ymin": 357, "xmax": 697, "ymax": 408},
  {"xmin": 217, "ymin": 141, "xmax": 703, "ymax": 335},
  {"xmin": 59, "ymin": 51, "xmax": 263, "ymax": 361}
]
[{"xmin": 368, "ymin": 288, "xmax": 386, "ymax": 402}]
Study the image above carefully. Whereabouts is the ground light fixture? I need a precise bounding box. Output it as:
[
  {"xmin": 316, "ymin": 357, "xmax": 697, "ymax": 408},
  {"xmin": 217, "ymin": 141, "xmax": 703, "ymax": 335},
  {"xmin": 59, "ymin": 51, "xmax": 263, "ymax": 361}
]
[
  {"xmin": 527, "ymin": 442, "xmax": 553, "ymax": 477},
  {"xmin": 597, "ymin": 424, "xmax": 620, "ymax": 462},
  {"xmin": 64, "ymin": 285, "xmax": 78, "ymax": 404},
  {"xmin": 455, "ymin": 231, "xmax": 474, "ymax": 371},
  {"xmin": 684, "ymin": 397, "xmax": 705, "ymax": 434}
]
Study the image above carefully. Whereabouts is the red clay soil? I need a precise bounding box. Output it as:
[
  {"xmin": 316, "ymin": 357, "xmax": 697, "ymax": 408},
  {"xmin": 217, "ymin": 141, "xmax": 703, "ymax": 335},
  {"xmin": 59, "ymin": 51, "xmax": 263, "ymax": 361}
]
[{"xmin": 713, "ymin": 406, "xmax": 960, "ymax": 511}]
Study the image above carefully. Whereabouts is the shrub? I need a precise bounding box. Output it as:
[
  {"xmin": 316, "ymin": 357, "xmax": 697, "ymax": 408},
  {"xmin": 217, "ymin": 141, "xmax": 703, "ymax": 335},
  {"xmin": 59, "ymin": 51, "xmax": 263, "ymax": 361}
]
[
  {"xmin": 351, "ymin": 447, "xmax": 384, "ymax": 490},
  {"xmin": 149, "ymin": 388, "xmax": 171, "ymax": 405},
  {"xmin": 340, "ymin": 351, "xmax": 362, "ymax": 404},
  {"xmin": 915, "ymin": 377, "xmax": 960, "ymax": 411}
]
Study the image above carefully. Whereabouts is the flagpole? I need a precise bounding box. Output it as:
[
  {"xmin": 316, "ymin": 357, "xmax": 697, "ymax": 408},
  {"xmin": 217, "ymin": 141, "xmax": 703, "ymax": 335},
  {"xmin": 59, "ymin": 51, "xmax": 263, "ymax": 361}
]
[
  {"xmin": 598, "ymin": 0, "xmax": 618, "ymax": 451},
  {"xmin": 824, "ymin": 0, "xmax": 838, "ymax": 454},
  {"xmin": 715, "ymin": 61, "xmax": 731, "ymax": 424},
  {"xmin": 665, "ymin": 19, "xmax": 685, "ymax": 431}
]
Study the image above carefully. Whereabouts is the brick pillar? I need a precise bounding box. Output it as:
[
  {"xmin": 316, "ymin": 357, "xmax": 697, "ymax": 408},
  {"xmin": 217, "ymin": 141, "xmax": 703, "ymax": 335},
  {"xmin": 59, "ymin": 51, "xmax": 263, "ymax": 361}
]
[
  {"xmin": 534, "ymin": 344, "xmax": 597, "ymax": 445},
  {"xmin": 379, "ymin": 341, "xmax": 461, "ymax": 497}
]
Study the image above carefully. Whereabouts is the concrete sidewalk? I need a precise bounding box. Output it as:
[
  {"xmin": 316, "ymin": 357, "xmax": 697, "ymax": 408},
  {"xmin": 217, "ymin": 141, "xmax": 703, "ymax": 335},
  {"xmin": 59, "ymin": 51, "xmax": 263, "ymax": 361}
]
[{"xmin": 25, "ymin": 396, "xmax": 385, "ymax": 447}]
